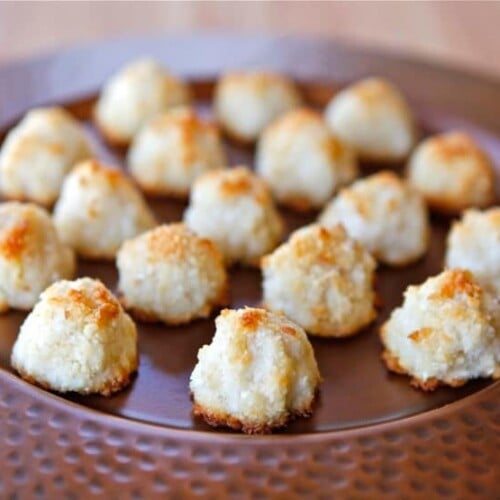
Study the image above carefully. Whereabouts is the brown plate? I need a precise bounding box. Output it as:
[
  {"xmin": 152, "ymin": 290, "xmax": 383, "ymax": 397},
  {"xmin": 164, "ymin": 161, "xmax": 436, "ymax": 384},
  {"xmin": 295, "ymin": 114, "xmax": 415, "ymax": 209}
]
[{"xmin": 0, "ymin": 36, "xmax": 499, "ymax": 497}]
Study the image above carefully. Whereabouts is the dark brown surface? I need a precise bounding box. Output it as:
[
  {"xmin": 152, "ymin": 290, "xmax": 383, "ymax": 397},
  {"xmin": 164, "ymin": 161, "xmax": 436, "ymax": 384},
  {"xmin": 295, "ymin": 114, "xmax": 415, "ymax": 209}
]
[{"xmin": 0, "ymin": 36, "xmax": 499, "ymax": 497}]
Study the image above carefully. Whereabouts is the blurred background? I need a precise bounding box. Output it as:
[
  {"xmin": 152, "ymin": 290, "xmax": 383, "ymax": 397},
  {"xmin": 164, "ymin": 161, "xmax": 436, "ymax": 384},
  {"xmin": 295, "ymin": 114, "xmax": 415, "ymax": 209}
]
[{"xmin": 0, "ymin": 1, "xmax": 499, "ymax": 79}]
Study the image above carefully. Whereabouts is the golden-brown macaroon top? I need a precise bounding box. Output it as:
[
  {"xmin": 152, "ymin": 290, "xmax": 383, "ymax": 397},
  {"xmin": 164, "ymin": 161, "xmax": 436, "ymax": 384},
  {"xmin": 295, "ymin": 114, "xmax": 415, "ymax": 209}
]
[
  {"xmin": 432, "ymin": 268, "xmax": 482, "ymax": 302},
  {"xmin": 341, "ymin": 171, "xmax": 404, "ymax": 219},
  {"xmin": 265, "ymin": 108, "xmax": 352, "ymax": 162},
  {"xmin": 148, "ymin": 107, "xmax": 221, "ymax": 165},
  {"xmin": 201, "ymin": 166, "xmax": 273, "ymax": 205},
  {"xmin": 48, "ymin": 279, "xmax": 121, "ymax": 330},
  {"xmin": 218, "ymin": 71, "xmax": 298, "ymax": 96},
  {"xmin": 430, "ymin": 132, "xmax": 491, "ymax": 164},
  {"xmin": 233, "ymin": 307, "xmax": 266, "ymax": 332},
  {"xmin": 220, "ymin": 307, "xmax": 302, "ymax": 337},
  {"xmin": 263, "ymin": 223, "xmax": 366, "ymax": 270},
  {"xmin": 142, "ymin": 223, "xmax": 223, "ymax": 264},
  {"xmin": 351, "ymin": 78, "xmax": 401, "ymax": 103},
  {"xmin": 78, "ymin": 159, "xmax": 125, "ymax": 186}
]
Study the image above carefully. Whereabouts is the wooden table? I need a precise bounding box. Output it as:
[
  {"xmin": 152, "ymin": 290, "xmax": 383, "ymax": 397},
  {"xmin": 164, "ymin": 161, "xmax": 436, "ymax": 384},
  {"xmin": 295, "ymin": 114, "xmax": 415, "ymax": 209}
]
[{"xmin": 1, "ymin": 1, "xmax": 499, "ymax": 79}]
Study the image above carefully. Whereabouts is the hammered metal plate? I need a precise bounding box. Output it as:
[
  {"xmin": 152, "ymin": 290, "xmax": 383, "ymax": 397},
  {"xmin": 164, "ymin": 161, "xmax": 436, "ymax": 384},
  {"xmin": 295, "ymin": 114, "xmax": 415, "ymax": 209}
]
[{"xmin": 0, "ymin": 36, "xmax": 498, "ymax": 497}]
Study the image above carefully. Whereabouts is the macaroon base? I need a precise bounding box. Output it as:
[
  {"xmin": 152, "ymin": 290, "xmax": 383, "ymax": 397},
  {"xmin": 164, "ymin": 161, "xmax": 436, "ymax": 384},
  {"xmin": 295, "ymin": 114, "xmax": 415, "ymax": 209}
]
[
  {"xmin": 380, "ymin": 349, "xmax": 489, "ymax": 392},
  {"xmin": 132, "ymin": 183, "xmax": 191, "ymax": 200},
  {"xmin": 12, "ymin": 361, "xmax": 138, "ymax": 397},
  {"xmin": 192, "ymin": 393, "xmax": 318, "ymax": 434},
  {"xmin": 93, "ymin": 111, "xmax": 131, "ymax": 149},
  {"xmin": 423, "ymin": 194, "xmax": 495, "ymax": 216}
]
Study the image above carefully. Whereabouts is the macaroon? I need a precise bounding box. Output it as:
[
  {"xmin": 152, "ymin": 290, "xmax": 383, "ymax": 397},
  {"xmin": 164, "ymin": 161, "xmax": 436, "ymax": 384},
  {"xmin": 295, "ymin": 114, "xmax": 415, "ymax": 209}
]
[
  {"xmin": 0, "ymin": 107, "xmax": 92, "ymax": 206},
  {"xmin": 127, "ymin": 107, "xmax": 226, "ymax": 197},
  {"xmin": 117, "ymin": 223, "xmax": 228, "ymax": 325},
  {"xmin": 262, "ymin": 224, "xmax": 377, "ymax": 338},
  {"xmin": 256, "ymin": 108, "xmax": 358, "ymax": 211},
  {"xmin": 11, "ymin": 278, "xmax": 138, "ymax": 396},
  {"xmin": 0, "ymin": 202, "xmax": 75, "ymax": 313},
  {"xmin": 445, "ymin": 207, "xmax": 500, "ymax": 294},
  {"xmin": 53, "ymin": 160, "xmax": 156, "ymax": 260},
  {"xmin": 380, "ymin": 269, "xmax": 499, "ymax": 391},
  {"xmin": 190, "ymin": 307, "xmax": 321, "ymax": 434},
  {"xmin": 324, "ymin": 77, "xmax": 417, "ymax": 163},
  {"xmin": 407, "ymin": 131, "xmax": 496, "ymax": 214},
  {"xmin": 94, "ymin": 58, "xmax": 190, "ymax": 146},
  {"xmin": 215, "ymin": 71, "xmax": 301, "ymax": 143},
  {"xmin": 319, "ymin": 171, "xmax": 430, "ymax": 266},
  {"xmin": 184, "ymin": 166, "xmax": 284, "ymax": 266}
]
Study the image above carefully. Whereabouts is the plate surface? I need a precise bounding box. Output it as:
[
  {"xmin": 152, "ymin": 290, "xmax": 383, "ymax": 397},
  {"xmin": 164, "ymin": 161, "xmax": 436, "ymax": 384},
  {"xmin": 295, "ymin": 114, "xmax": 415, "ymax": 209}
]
[{"xmin": 0, "ymin": 36, "xmax": 498, "ymax": 497}]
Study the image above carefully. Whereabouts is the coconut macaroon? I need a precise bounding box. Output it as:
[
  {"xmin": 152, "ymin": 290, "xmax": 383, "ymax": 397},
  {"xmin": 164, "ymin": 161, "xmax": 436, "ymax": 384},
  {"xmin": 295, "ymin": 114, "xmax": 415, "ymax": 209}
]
[
  {"xmin": 381, "ymin": 269, "xmax": 500, "ymax": 391},
  {"xmin": 256, "ymin": 109, "xmax": 358, "ymax": 211},
  {"xmin": 445, "ymin": 208, "xmax": 500, "ymax": 295},
  {"xmin": 262, "ymin": 224, "xmax": 377, "ymax": 338},
  {"xmin": 324, "ymin": 77, "xmax": 417, "ymax": 163},
  {"xmin": 407, "ymin": 131, "xmax": 496, "ymax": 214},
  {"xmin": 190, "ymin": 307, "xmax": 321, "ymax": 433},
  {"xmin": 11, "ymin": 278, "xmax": 138, "ymax": 395},
  {"xmin": 53, "ymin": 160, "xmax": 156, "ymax": 260},
  {"xmin": 127, "ymin": 107, "xmax": 226, "ymax": 197},
  {"xmin": 0, "ymin": 202, "xmax": 75, "ymax": 313},
  {"xmin": 319, "ymin": 171, "xmax": 429, "ymax": 266},
  {"xmin": 0, "ymin": 107, "xmax": 92, "ymax": 206},
  {"xmin": 215, "ymin": 71, "xmax": 301, "ymax": 143},
  {"xmin": 184, "ymin": 167, "xmax": 284, "ymax": 266},
  {"xmin": 117, "ymin": 224, "xmax": 227, "ymax": 325},
  {"xmin": 94, "ymin": 58, "xmax": 190, "ymax": 146}
]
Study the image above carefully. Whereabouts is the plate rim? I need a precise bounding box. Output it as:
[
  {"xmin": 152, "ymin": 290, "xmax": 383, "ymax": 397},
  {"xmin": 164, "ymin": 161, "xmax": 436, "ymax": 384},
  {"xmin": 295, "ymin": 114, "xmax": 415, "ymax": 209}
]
[{"xmin": 1, "ymin": 366, "xmax": 498, "ymax": 443}]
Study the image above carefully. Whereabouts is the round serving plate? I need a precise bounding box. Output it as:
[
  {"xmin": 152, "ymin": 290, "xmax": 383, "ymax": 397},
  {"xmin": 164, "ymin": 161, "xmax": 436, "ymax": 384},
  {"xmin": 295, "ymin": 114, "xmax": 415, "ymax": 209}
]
[{"xmin": 0, "ymin": 35, "xmax": 498, "ymax": 498}]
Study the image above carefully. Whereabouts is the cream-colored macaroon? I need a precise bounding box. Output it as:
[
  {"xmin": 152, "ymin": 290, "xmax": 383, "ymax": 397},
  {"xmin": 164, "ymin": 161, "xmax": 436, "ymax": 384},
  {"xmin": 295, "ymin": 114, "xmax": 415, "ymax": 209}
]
[
  {"xmin": 0, "ymin": 107, "xmax": 92, "ymax": 206},
  {"xmin": 445, "ymin": 208, "xmax": 500, "ymax": 294},
  {"xmin": 319, "ymin": 171, "xmax": 429, "ymax": 266},
  {"xmin": 262, "ymin": 224, "xmax": 377, "ymax": 338},
  {"xmin": 11, "ymin": 278, "xmax": 138, "ymax": 395},
  {"xmin": 0, "ymin": 202, "xmax": 75, "ymax": 313},
  {"xmin": 380, "ymin": 269, "xmax": 500, "ymax": 391},
  {"xmin": 94, "ymin": 58, "xmax": 190, "ymax": 146},
  {"xmin": 256, "ymin": 108, "xmax": 358, "ymax": 211},
  {"xmin": 324, "ymin": 77, "xmax": 417, "ymax": 163},
  {"xmin": 127, "ymin": 107, "xmax": 226, "ymax": 197},
  {"xmin": 53, "ymin": 160, "xmax": 156, "ymax": 260},
  {"xmin": 184, "ymin": 166, "xmax": 284, "ymax": 266},
  {"xmin": 117, "ymin": 223, "xmax": 228, "ymax": 325},
  {"xmin": 190, "ymin": 307, "xmax": 321, "ymax": 434},
  {"xmin": 215, "ymin": 71, "xmax": 301, "ymax": 143},
  {"xmin": 407, "ymin": 131, "xmax": 496, "ymax": 214}
]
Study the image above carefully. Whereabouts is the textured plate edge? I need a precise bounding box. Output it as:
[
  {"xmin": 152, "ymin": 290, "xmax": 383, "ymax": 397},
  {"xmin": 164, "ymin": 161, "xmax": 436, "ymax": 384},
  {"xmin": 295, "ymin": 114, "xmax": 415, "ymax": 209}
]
[{"xmin": 0, "ymin": 366, "xmax": 499, "ymax": 442}]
